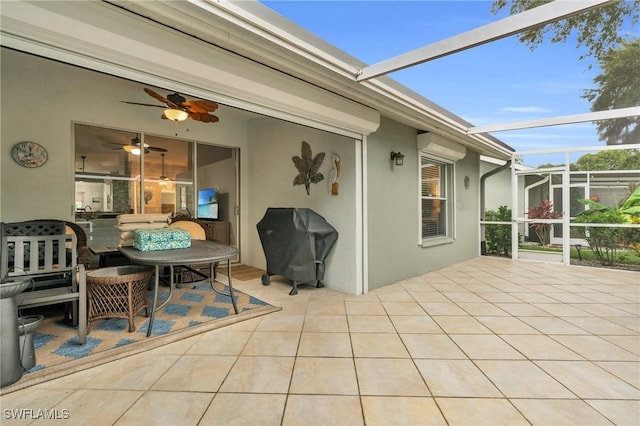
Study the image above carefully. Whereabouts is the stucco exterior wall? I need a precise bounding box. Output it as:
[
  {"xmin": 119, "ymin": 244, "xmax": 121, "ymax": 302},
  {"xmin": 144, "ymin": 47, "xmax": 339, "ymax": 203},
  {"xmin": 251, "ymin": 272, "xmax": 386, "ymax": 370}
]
[
  {"xmin": 2, "ymin": 48, "xmax": 489, "ymax": 296},
  {"xmin": 480, "ymin": 161, "xmax": 513, "ymax": 212},
  {"xmin": 245, "ymin": 118, "xmax": 359, "ymax": 294},
  {"xmin": 0, "ymin": 48, "xmax": 251, "ymax": 244},
  {"xmin": 1, "ymin": 48, "xmax": 362, "ymax": 294},
  {"xmin": 367, "ymin": 117, "xmax": 481, "ymax": 290}
]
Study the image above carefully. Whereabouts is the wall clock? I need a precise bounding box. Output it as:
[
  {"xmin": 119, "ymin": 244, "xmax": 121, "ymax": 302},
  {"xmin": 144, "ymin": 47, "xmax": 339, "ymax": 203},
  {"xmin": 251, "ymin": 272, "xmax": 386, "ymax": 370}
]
[{"xmin": 11, "ymin": 141, "xmax": 48, "ymax": 168}]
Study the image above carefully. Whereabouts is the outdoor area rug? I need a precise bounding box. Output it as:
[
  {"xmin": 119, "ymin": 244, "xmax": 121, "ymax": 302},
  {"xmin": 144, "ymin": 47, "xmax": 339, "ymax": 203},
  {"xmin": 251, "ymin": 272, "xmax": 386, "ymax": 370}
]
[{"xmin": 4, "ymin": 280, "xmax": 279, "ymax": 393}]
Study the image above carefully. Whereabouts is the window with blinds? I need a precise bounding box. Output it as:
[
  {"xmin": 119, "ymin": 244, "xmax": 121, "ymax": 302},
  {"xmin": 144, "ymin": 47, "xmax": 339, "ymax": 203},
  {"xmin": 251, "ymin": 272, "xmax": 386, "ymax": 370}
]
[{"xmin": 420, "ymin": 154, "xmax": 452, "ymax": 242}]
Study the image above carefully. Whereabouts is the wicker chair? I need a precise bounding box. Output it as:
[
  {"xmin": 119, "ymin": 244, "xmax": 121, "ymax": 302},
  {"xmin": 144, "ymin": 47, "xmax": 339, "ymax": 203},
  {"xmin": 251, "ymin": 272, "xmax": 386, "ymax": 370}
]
[{"xmin": 63, "ymin": 221, "xmax": 92, "ymax": 269}]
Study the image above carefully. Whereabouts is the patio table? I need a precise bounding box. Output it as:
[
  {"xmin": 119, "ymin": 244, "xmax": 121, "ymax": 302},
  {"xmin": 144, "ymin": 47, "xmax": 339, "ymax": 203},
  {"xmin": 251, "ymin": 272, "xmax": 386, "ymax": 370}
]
[{"xmin": 119, "ymin": 240, "xmax": 238, "ymax": 336}]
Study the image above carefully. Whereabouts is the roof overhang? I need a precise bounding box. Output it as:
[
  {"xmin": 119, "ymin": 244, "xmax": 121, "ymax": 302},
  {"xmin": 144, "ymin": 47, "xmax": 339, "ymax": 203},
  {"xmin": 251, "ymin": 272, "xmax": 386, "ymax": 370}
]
[
  {"xmin": 109, "ymin": 0, "xmax": 514, "ymax": 158},
  {"xmin": 0, "ymin": 0, "xmax": 514, "ymax": 158}
]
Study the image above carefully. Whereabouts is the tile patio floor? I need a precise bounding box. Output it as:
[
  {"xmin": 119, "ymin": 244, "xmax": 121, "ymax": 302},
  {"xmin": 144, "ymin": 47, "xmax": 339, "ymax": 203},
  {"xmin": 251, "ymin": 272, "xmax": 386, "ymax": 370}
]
[{"xmin": 2, "ymin": 256, "xmax": 639, "ymax": 425}]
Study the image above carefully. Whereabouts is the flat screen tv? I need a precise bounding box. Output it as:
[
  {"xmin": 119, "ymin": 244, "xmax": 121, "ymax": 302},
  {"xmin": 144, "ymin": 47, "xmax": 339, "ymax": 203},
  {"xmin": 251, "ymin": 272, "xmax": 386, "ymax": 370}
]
[{"xmin": 197, "ymin": 188, "xmax": 219, "ymax": 220}]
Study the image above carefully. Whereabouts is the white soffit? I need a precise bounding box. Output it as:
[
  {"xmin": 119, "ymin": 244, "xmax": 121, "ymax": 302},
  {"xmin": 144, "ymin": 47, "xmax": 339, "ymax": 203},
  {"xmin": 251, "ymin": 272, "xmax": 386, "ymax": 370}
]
[
  {"xmin": 0, "ymin": 1, "xmax": 379, "ymax": 139},
  {"xmin": 418, "ymin": 133, "xmax": 467, "ymax": 161},
  {"xmin": 357, "ymin": 0, "xmax": 616, "ymax": 81},
  {"xmin": 467, "ymin": 106, "xmax": 640, "ymax": 134}
]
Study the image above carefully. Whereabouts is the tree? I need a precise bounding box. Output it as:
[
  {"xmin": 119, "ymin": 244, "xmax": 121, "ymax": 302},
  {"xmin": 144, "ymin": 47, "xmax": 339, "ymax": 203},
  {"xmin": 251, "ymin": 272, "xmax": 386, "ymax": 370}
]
[
  {"xmin": 582, "ymin": 39, "xmax": 640, "ymax": 145},
  {"xmin": 574, "ymin": 149, "xmax": 640, "ymax": 170},
  {"xmin": 490, "ymin": 0, "xmax": 640, "ymax": 64},
  {"xmin": 491, "ymin": 1, "xmax": 639, "ymax": 145}
]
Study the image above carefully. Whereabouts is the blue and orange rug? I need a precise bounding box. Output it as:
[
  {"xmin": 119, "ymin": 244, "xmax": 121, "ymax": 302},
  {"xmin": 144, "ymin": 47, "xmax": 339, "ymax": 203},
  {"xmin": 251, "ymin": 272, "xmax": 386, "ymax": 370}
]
[{"xmin": 7, "ymin": 278, "xmax": 279, "ymax": 392}]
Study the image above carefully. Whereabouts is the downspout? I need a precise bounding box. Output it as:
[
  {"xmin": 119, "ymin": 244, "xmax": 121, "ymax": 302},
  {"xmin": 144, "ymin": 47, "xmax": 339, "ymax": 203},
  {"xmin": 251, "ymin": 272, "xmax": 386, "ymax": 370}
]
[
  {"xmin": 480, "ymin": 160, "xmax": 511, "ymax": 254},
  {"xmin": 480, "ymin": 160, "xmax": 512, "ymax": 219}
]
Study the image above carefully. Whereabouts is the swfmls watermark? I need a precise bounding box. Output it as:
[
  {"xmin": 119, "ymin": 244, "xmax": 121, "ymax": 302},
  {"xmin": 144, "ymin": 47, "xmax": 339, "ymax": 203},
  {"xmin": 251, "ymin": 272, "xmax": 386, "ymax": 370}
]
[{"xmin": 3, "ymin": 408, "xmax": 70, "ymax": 420}]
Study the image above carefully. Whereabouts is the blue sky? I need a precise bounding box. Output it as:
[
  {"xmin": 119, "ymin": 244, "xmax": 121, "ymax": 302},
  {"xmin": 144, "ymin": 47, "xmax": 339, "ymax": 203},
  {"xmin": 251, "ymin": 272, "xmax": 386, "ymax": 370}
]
[{"xmin": 261, "ymin": 1, "xmax": 617, "ymax": 164}]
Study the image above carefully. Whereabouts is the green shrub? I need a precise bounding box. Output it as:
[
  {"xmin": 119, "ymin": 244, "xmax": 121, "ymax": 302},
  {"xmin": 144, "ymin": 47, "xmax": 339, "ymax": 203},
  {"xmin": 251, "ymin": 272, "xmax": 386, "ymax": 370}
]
[
  {"xmin": 621, "ymin": 216, "xmax": 640, "ymax": 248},
  {"xmin": 484, "ymin": 206, "xmax": 512, "ymax": 256},
  {"xmin": 576, "ymin": 186, "xmax": 640, "ymax": 266},
  {"xmin": 574, "ymin": 211, "xmax": 627, "ymax": 266}
]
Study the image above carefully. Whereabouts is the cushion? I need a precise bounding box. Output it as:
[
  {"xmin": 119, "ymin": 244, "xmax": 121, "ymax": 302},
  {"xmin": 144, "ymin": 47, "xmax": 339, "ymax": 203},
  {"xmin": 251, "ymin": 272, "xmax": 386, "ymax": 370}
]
[
  {"xmin": 133, "ymin": 228, "xmax": 191, "ymax": 252},
  {"xmin": 116, "ymin": 222, "xmax": 169, "ymax": 232},
  {"xmin": 117, "ymin": 214, "xmax": 171, "ymax": 225}
]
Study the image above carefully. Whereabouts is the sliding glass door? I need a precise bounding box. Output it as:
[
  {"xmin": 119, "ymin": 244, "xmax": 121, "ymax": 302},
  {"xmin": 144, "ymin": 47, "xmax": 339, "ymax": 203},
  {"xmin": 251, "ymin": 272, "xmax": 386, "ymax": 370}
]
[{"xmin": 74, "ymin": 124, "xmax": 195, "ymax": 245}]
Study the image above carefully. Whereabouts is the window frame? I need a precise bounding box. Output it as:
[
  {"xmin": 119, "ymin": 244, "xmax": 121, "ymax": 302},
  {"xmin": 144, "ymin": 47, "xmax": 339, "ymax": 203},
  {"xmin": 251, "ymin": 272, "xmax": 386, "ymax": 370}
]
[{"xmin": 418, "ymin": 152, "xmax": 455, "ymax": 247}]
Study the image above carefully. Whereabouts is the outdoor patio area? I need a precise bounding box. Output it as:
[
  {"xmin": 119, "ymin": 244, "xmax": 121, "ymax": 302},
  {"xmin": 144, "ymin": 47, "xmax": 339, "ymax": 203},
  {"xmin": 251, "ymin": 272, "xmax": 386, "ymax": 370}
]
[{"xmin": 2, "ymin": 256, "xmax": 638, "ymax": 425}]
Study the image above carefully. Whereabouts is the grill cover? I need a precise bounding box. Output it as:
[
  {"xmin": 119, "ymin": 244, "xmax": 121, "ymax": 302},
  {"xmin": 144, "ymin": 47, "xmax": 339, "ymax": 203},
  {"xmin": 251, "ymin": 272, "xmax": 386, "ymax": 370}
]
[{"xmin": 257, "ymin": 208, "xmax": 338, "ymax": 285}]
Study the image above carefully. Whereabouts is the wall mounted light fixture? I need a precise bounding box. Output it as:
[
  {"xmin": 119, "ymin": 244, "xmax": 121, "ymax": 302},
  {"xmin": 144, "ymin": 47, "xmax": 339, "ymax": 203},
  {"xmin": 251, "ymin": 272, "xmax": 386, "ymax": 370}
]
[{"xmin": 390, "ymin": 151, "xmax": 405, "ymax": 166}]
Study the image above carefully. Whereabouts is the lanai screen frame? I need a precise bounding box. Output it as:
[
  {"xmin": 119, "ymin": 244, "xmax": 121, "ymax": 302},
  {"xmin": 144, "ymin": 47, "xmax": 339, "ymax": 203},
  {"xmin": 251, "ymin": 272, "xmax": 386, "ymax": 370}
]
[
  {"xmin": 352, "ymin": 0, "xmax": 640, "ymax": 266},
  {"xmin": 510, "ymin": 144, "xmax": 640, "ymax": 265}
]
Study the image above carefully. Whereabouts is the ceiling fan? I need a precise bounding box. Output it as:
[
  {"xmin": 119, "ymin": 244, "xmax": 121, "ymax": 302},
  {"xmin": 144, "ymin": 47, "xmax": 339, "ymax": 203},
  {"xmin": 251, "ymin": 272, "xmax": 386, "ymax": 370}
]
[
  {"xmin": 121, "ymin": 88, "xmax": 219, "ymax": 123},
  {"xmin": 106, "ymin": 135, "xmax": 168, "ymax": 155}
]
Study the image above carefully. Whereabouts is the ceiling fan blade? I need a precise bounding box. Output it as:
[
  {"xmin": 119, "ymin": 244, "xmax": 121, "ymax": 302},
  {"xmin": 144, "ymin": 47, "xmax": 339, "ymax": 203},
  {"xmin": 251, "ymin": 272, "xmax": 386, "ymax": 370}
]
[
  {"xmin": 148, "ymin": 146, "xmax": 168, "ymax": 152},
  {"xmin": 120, "ymin": 101, "xmax": 165, "ymax": 108},
  {"xmin": 144, "ymin": 88, "xmax": 172, "ymax": 106},
  {"xmin": 190, "ymin": 112, "xmax": 219, "ymax": 123},
  {"xmin": 184, "ymin": 100, "xmax": 218, "ymax": 113}
]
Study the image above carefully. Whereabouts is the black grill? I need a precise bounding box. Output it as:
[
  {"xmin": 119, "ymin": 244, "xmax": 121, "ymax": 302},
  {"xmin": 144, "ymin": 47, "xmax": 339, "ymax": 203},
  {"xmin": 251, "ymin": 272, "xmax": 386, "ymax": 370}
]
[{"xmin": 257, "ymin": 208, "xmax": 338, "ymax": 295}]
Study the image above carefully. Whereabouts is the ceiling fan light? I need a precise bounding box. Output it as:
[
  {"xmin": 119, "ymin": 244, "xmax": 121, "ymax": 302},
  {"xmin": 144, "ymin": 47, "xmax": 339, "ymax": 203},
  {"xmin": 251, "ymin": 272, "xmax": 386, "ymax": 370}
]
[
  {"xmin": 164, "ymin": 108, "xmax": 188, "ymax": 122},
  {"xmin": 130, "ymin": 147, "xmax": 141, "ymax": 156}
]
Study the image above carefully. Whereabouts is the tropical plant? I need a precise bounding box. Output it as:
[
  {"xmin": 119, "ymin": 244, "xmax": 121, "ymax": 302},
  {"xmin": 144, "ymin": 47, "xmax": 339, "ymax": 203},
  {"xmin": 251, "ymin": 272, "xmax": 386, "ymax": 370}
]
[
  {"xmin": 623, "ymin": 216, "xmax": 640, "ymax": 252},
  {"xmin": 575, "ymin": 186, "xmax": 640, "ymax": 265},
  {"xmin": 574, "ymin": 211, "xmax": 627, "ymax": 266},
  {"xmin": 484, "ymin": 206, "xmax": 512, "ymax": 256},
  {"xmin": 578, "ymin": 186, "xmax": 640, "ymax": 218},
  {"xmin": 292, "ymin": 141, "xmax": 325, "ymax": 195},
  {"xmin": 527, "ymin": 200, "xmax": 561, "ymax": 246}
]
